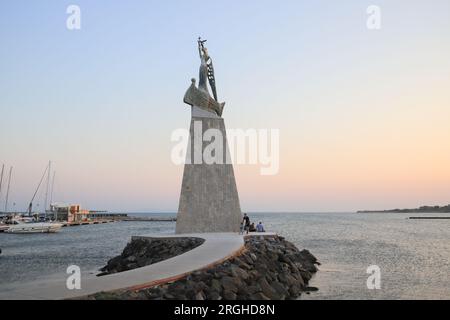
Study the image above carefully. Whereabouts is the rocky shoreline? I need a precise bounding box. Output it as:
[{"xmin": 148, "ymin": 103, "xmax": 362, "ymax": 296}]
[{"xmin": 88, "ymin": 235, "xmax": 319, "ymax": 300}]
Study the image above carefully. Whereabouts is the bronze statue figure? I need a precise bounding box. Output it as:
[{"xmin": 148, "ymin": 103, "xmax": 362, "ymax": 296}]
[
  {"xmin": 198, "ymin": 38, "xmax": 218, "ymax": 102},
  {"xmin": 184, "ymin": 38, "xmax": 225, "ymax": 117}
]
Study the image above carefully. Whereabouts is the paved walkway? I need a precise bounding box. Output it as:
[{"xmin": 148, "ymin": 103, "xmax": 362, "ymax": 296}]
[{"xmin": 0, "ymin": 232, "xmax": 274, "ymax": 300}]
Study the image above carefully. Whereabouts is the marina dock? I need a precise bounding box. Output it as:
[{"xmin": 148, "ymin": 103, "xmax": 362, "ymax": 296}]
[
  {"xmin": 119, "ymin": 216, "xmax": 176, "ymax": 222},
  {"xmin": 61, "ymin": 220, "xmax": 118, "ymax": 227},
  {"xmin": 409, "ymin": 217, "xmax": 450, "ymax": 220},
  {"xmin": 61, "ymin": 216, "xmax": 176, "ymax": 227}
]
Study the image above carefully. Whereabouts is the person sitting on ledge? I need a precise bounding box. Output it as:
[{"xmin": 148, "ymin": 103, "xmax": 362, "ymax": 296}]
[
  {"xmin": 256, "ymin": 221, "xmax": 266, "ymax": 233},
  {"xmin": 249, "ymin": 222, "xmax": 256, "ymax": 232}
]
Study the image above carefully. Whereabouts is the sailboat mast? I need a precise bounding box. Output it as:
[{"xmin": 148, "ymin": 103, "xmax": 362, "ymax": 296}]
[
  {"xmin": 28, "ymin": 164, "xmax": 49, "ymax": 216},
  {"xmin": 50, "ymin": 171, "xmax": 57, "ymax": 221},
  {"xmin": 0, "ymin": 164, "xmax": 4, "ymax": 210},
  {"xmin": 50, "ymin": 171, "xmax": 56, "ymax": 220},
  {"xmin": 4, "ymin": 166, "xmax": 13, "ymax": 213},
  {"xmin": 44, "ymin": 161, "xmax": 51, "ymax": 217}
]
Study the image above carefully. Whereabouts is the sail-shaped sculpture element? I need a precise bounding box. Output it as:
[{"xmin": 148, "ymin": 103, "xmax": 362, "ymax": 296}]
[
  {"xmin": 183, "ymin": 38, "xmax": 225, "ymax": 117},
  {"xmin": 205, "ymin": 53, "xmax": 218, "ymax": 101},
  {"xmin": 184, "ymin": 79, "xmax": 225, "ymax": 117}
]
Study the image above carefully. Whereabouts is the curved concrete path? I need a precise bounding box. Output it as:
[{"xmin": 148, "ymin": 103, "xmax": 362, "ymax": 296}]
[{"xmin": 0, "ymin": 233, "xmax": 256, "ymax": 300}]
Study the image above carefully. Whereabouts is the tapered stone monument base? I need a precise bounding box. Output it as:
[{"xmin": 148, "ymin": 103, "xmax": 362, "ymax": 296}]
[{"xmin": 176, "ymin": 107, "xmax": 242, "ymax": 234}]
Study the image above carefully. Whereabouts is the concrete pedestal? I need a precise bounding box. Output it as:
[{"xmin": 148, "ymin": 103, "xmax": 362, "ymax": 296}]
[{"xmin": 176, "ymin": 107, "xmax": 242, "ymax": 234}]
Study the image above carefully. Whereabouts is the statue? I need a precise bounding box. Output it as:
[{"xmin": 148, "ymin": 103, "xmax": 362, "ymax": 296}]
[
  {"xmin": 177, "ymin": 38, "xmax": 242, "ymax": 233},
  {"xmin": 183, "ymin": 38, "xmax": 225, "ymax": 117},
  {"xmin": 198, "ymin": 38, "xmax": 217, "ymax": 101}
]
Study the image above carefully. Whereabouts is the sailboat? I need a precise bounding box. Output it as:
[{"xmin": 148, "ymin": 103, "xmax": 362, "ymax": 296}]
[
  {"xmin": 0, "ymin": 219, "xmax": 9, "ymax": 232},
  {"xmin": 5, "ymin": 162, "xmax": 62, "ymax": 234}
]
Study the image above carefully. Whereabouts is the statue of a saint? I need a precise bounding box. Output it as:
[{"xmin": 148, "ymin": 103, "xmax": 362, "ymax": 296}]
[
  {"xmin": 198, "ymin": 38, "xmax": 218, "ymax": 101},
  {"xmin": 184, "ymin": 38, "xmax": 225, "ymax": 117}
]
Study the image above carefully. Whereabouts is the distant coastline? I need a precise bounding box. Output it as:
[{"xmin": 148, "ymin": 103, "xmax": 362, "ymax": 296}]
[{"xmin": 358, "ymin": 204, "xmax": 450, "ymax": 214}]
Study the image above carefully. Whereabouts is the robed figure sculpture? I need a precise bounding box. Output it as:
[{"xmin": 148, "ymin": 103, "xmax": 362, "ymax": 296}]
[{"xmin": 183, "ymin": 38, "xmax": 225, "ymax": 117}]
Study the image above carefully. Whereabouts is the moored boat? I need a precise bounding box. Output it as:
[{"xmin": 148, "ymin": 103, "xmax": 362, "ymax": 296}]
[
  {"xmin": 5, "ymin": 220, "xmax": 62, "ymax": 234},
  {"xmin": 0, "ymin": 223, "xmax": 9, "ymax": 232}
]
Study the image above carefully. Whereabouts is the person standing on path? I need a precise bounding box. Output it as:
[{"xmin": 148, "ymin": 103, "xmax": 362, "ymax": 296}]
[{"xmin": 242, "ymin": 213, "xmax": 250, "ymax": 234}]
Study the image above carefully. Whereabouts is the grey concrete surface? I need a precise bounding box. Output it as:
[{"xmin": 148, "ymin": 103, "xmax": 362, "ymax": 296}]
[{"xmin": 176, "ymin": 114, "xmax": 242, "ymax": 234}]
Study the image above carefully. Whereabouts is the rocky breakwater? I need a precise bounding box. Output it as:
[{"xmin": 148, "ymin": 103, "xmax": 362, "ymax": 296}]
[
  {"xmin": 89, "ymin": 235, "xmax": 319, "ymax": 300},
  {"xmin": 98, "ymin": 237, "xmax": 205, "ymax": 276}
]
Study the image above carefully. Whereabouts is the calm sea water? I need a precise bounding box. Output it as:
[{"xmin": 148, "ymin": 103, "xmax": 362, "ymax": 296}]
[{"xmin": 0, "ymin": 212, "xmax": 449, "ymax": 300}]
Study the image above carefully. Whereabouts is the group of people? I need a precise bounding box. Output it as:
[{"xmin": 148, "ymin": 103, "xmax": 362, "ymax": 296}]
[{"xmin": 240, "ymin": 213, "xmax": 265, "ymax": 234}]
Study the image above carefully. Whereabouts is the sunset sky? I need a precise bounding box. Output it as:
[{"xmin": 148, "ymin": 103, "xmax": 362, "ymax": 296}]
[{"xmin": 1, "ymin": 0, "xmax": 450, "ymax": 212}]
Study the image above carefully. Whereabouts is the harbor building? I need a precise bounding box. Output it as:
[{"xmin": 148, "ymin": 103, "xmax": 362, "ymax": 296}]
[{"xmin": 49, "ymin": 203, "xmax": 90, "ymax": 222}]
